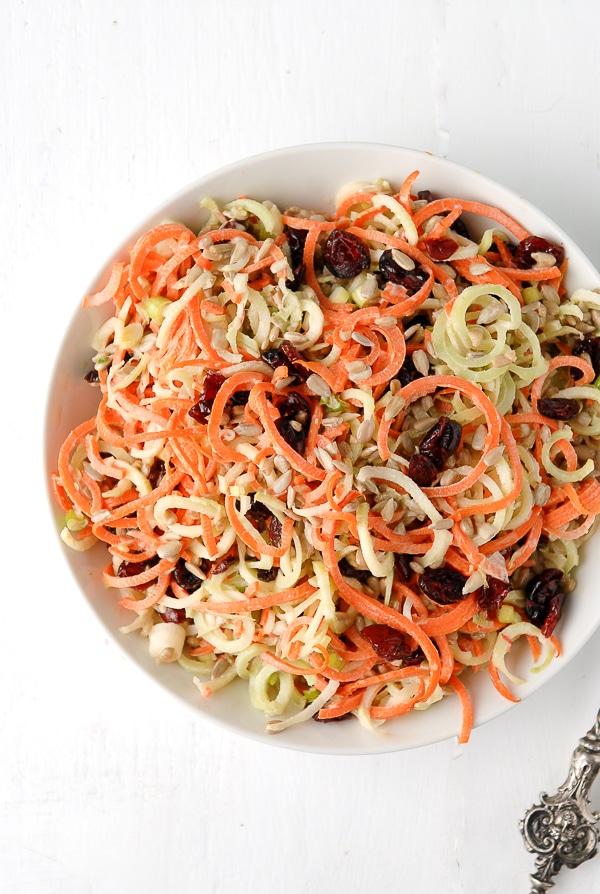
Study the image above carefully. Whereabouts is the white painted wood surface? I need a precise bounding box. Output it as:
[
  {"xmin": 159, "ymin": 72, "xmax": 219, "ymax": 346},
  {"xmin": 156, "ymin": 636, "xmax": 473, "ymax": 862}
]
[{"xmin": 4, "ymin": 1, "xmax": 600, "ymax": 890}]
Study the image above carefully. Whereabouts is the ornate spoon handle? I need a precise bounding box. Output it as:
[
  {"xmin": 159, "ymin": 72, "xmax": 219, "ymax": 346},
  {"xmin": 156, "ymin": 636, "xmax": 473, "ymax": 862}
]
[{"xmin": 520, "ymin": 710, "xmax": 600, "ymax": 892}]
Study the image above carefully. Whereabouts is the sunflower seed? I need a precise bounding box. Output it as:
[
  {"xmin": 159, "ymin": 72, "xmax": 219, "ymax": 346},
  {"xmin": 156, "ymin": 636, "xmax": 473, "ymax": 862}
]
[
  {"xmin": 392, "ymin": 249, "xmax": 415, "ymax": 271},
  {"xmin": 305, "ymin": 373, "xmax": 331, "ymax": 397},
  {"xmin": 384, "ymin": 394, "xmax": 406, "ymax": 420},
  {"xmin": 272, "ymin": 470, "xmax": 293, "ymax": 494},
  {"xmin": 412, "ymin": 350, "xmax": 430, "ymax": 376},
  {"xmin": 157, "ymin": 540, "xmax": 182, "ymax": 559},
  {"xmin": 352, "ymin": 331, "xmax": 375, "ymax": 347},
  {"xmin": 476, "ymin": 301, "xmax": 503, "ymax": 325}
]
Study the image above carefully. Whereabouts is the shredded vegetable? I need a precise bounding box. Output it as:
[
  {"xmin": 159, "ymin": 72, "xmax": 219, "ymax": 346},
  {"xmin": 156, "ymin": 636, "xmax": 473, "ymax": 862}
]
[{"xmin": 52, "ymin": 173, "xmax": 600, "ymax": 743}]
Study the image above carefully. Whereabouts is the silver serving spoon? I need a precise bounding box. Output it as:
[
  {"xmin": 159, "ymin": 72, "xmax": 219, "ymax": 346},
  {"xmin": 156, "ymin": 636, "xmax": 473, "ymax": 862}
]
[{"xmin": 520, "ymin": 709, "xmax": 600, "ymax": 891}]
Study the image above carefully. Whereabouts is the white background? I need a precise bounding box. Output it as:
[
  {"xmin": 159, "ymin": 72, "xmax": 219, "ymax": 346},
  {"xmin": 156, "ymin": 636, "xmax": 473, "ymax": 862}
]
[{"xmin": 3, "ymin": 1, "xmax": 600, "ymax": 891}]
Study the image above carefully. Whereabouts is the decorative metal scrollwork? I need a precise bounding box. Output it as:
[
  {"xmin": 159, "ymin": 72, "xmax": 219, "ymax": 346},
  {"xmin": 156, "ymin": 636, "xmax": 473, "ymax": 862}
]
[{"xmin": 520, "ymin": 710, "xmax": 600, "ymax": 892}]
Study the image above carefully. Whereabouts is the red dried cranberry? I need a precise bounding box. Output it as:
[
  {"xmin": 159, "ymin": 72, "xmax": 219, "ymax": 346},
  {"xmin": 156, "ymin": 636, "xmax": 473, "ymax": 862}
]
[
  {"xmin": 267, "ymin": 515, "xmax": 283, "ymax": 547},
  {"xmin": 286, "ymin": 227, "xmax": 307, "ymax": 269},
  {"xmin": 339, "ymin": 557, "xmax": 371, "ymax": 584},
  {"xmin": 362, "ymin": 624, "xmax": 422, "ymax": 664},
  {"xmin": 202, "ymin": 371, "xmax": 226, "ymax": 401},
  {"xmin": 245, "ymin": 497, "xmax": 271, "ymax": 527},
  {"xmin": 188, "ymin": 370, "xmax": 226, "ymax": 423},
  {"xmin": 573, "ymin": 334, "xmax": 600, "ymax": 375},
  {"xmin": 398, "ymin": 355, "xmax": 423, "ymax": 387},
  {"xmin": 514, "ymin": 236, "xmax": 565, "ymax": 269},
  {"xmin": 172, "ymin": 558, "xmax": 203, "ymax": 593},
  {"xmin": 313, "ymin": 712, "xmax": 352, "ymax": 723},
  {"xmin": 285, "ymin": 227, "xmax": 307, "ymax": 288},
  {"xmin": 84, "ymin": 368, "xmax": 100, "ymax": 384},
  {"xmin": 423, "ymin": 237, "xmax": 458, "ymax": 261},
  {"xmin": 147, "ymin": 458, "xmax": 166, "ymax": 490},
  {"xmin": 417, "ymin": 189, "xmax": 433, "ymax": 203},
  {"xmin": 210, "ymin": 549, "xmax": 237, "ymax": 576},
  {"xmin": 323, "ymin": 229, "xmax": 371, "ymax": 278},
  {"xmin": 228, "ymin": 389, "xmax": 250, "ymax": 407},
  {"xmin": 541, "ymin": 592, "xmax": 566, "ymax": 638},
  {"xmin": 262, "ymin": 348, "xmax": 288, "ymax": 370},
  {"xmin": 525, "ymin": 569, "xmax": 566, "ymax": 634},
  {"xmin": 477, "ymin": 577, "xmax": 510, "ymax": 611},
  {"xmin": 526, "ymin": 569, "xmax": 563, "ymax": 605},
  {"xmin": 262, "ymin": 341, "xmax": 307, "ymax": 381},
  {"xmin": 188, "ymin": 399, "xmax": 213, "ymax": 423},
  {"xmin": 275, "ymin": 417, "xmax": 307, "ymax": 454},
  {"xmin": 394, "ymin": 553, "xmax": 411, "ymax": 583},
  {"xmin": 450, "ymin": 216, "xmax": 470, "ymax": 240},
  {"xmin": 418, "ymin": 567, "xmax": 468, "ymax": 604},
  {"xmin": 379, "ymin": 250, "xmax": 427, "ymax": 294},
  {"xmin": 419, "ymin": 417, "xmax": 462, "ymax": 470},
  {"xmin": 407, "ymin": 453, "xmax": 438, "ymax": 487},
  {"xmin": 257, "ymin": 567, "xmax": 278, "ymax": 582},
  {"xmin": 537, "ymin": 398, "xmax": 580, "ymax": 420},
  {"xmin": 117, "ymin": 556, "xmax": 159, "ymax": 589},
  {"xmin": 276, "ymin": 391, "xmax": 311, "ymax": 423},
  {"xmin": 162, "ymin": 606, "xmax": 187, "ymax": 624}
]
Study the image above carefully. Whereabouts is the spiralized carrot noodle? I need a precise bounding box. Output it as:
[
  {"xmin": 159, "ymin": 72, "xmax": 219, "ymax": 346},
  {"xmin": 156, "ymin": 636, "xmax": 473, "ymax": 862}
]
[{"xmin": 53, "ymin": 172, "xmax": 600, "ymax": 744}]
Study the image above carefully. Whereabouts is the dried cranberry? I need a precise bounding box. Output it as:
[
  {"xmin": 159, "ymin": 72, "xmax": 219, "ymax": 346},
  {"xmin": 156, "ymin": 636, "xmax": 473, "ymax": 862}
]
[
  {"xmin": 257, "ymin": 567, "xmax": 278, "ymax": 582},
  {"xmin": 262, "ymin": 348, "xmax": 288, "ymax": 370},
  {"xmin": 407, "ymin": 453, "xmax": 438, "ymax": 487},
  {"xmin": 537, "ymin": 398, "xmax": 580, "ymax": 420},
  {"xmin": 514, "ymin": 236, "xmax": 565, "ymax": 269},
  {"xmin": 245, "ymin": 497, "xmax": 271, "ymax": 526},
  {"xmin": 286, "ymin": 227, "xmax": 307, "ymax": 269},
  {"xmin": 229, "ymin": 389, "xmax": 250, "ymax": 407},
  {"xmin": 541, "ymin": 592, "xmax": 566, "ymax": 638},
  {"xmin": 417, "ymin": 189, "xmax": 433, "ymax": 203},
  {"xmin": 339, "ymin": 557, "xmax": 371, "ymax": 584},
  {"xmin": 162, "ymin": 606, "xmax": 187, "ymax": 624},
  {"xmin": 117, "ymin": 556, "xmax": 159, "ymax": 589},
  {"xmin": 147, "ymin": 458, "xmax": 165, "ymax": 490},
  {"xmin": 172, "ymin": 558, "xmax": 203, "ymax": 593},
  {"xmin": 262, "ymin": 341, "xmax": 307, "ymax": 381},
  {"xmin": 188, "ymin": 399, "xmax": 213, "ymax": 423},
  {"xmin": 418, "ymin": 567, "xmax": 468, "ymax": 605},
  {"xmin": 286, "ymin": 263, "xmax": 305, "ymax": 290},
  {"xmin": 450, "ymin": 216, "xmax": 470, "ymax": 240},
  {"xmin": 525, "ymin": 568, "xmax": 565, "ymax": 633},
  {"xmin": 202, "ymin": 370, "xmax": 226, "ymax": 401},
  {"xmin": 285, "ymin": 227, "xmax": 307, "ymax": 288},
  {"xmin": 323, "ymin": 229, "xmax": 371, "ymax": 278},
  {"xmin": 573, "ymin": 334, "xmax": 600, "ymax": 375},
  {"xmin": 210, "ymin": 550, "xmax": 237, "ymax": 576},
  {"xmin": 276, "ymin": 391, "xmax": 311, "ymax": 423},
  {"xmin": 394, "ymin": 553, "xmax": 411, "ymax": 583},
  {"xmin": 477, "ymin": 577, "xmax": 510, "ymax": 611},
  {"xmin": 419, "ymin": 417, "xmax": 462, "ymax": 470},
  {"xmin": 313, "ymin": 712, "xmax": 352, "ymax": 723},
  {"xmin": 267, "ymin": 515, "xmax": 283, "ymax": 547},
  {"xmin": 275, "ymin": 417, "xmax": 307, "ymax": 454},
  {"xmin": 84, "ymin": 368, "xmax": 100, "ymax": 384},
  {"xmin": 398, "ymin": 355, "xmax": 423, "ymax": 387},
  {"xmin": 188, "ymin": 371, "xmax": 226, "ymax": 423},
  {"xmin": 379, "ymin": 250, "xmax": 427, "ymax": 294},
  {"xmin": 526, "ymin": 569, "xmax": 563, "ymax": 605},
  {"xmin": 423, "ymin": 237, "xmax": 458, "ymax": 261},
  {"xmin": 362, "ymin": 624, "xmax": 422, "ymax": 664}
]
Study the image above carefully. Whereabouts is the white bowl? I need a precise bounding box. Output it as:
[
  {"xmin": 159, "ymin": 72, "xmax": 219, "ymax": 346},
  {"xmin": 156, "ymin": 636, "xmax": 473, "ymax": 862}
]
[{"xmin": 44, "ymin": 142, "xmax": 600, "ymax": 754}]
